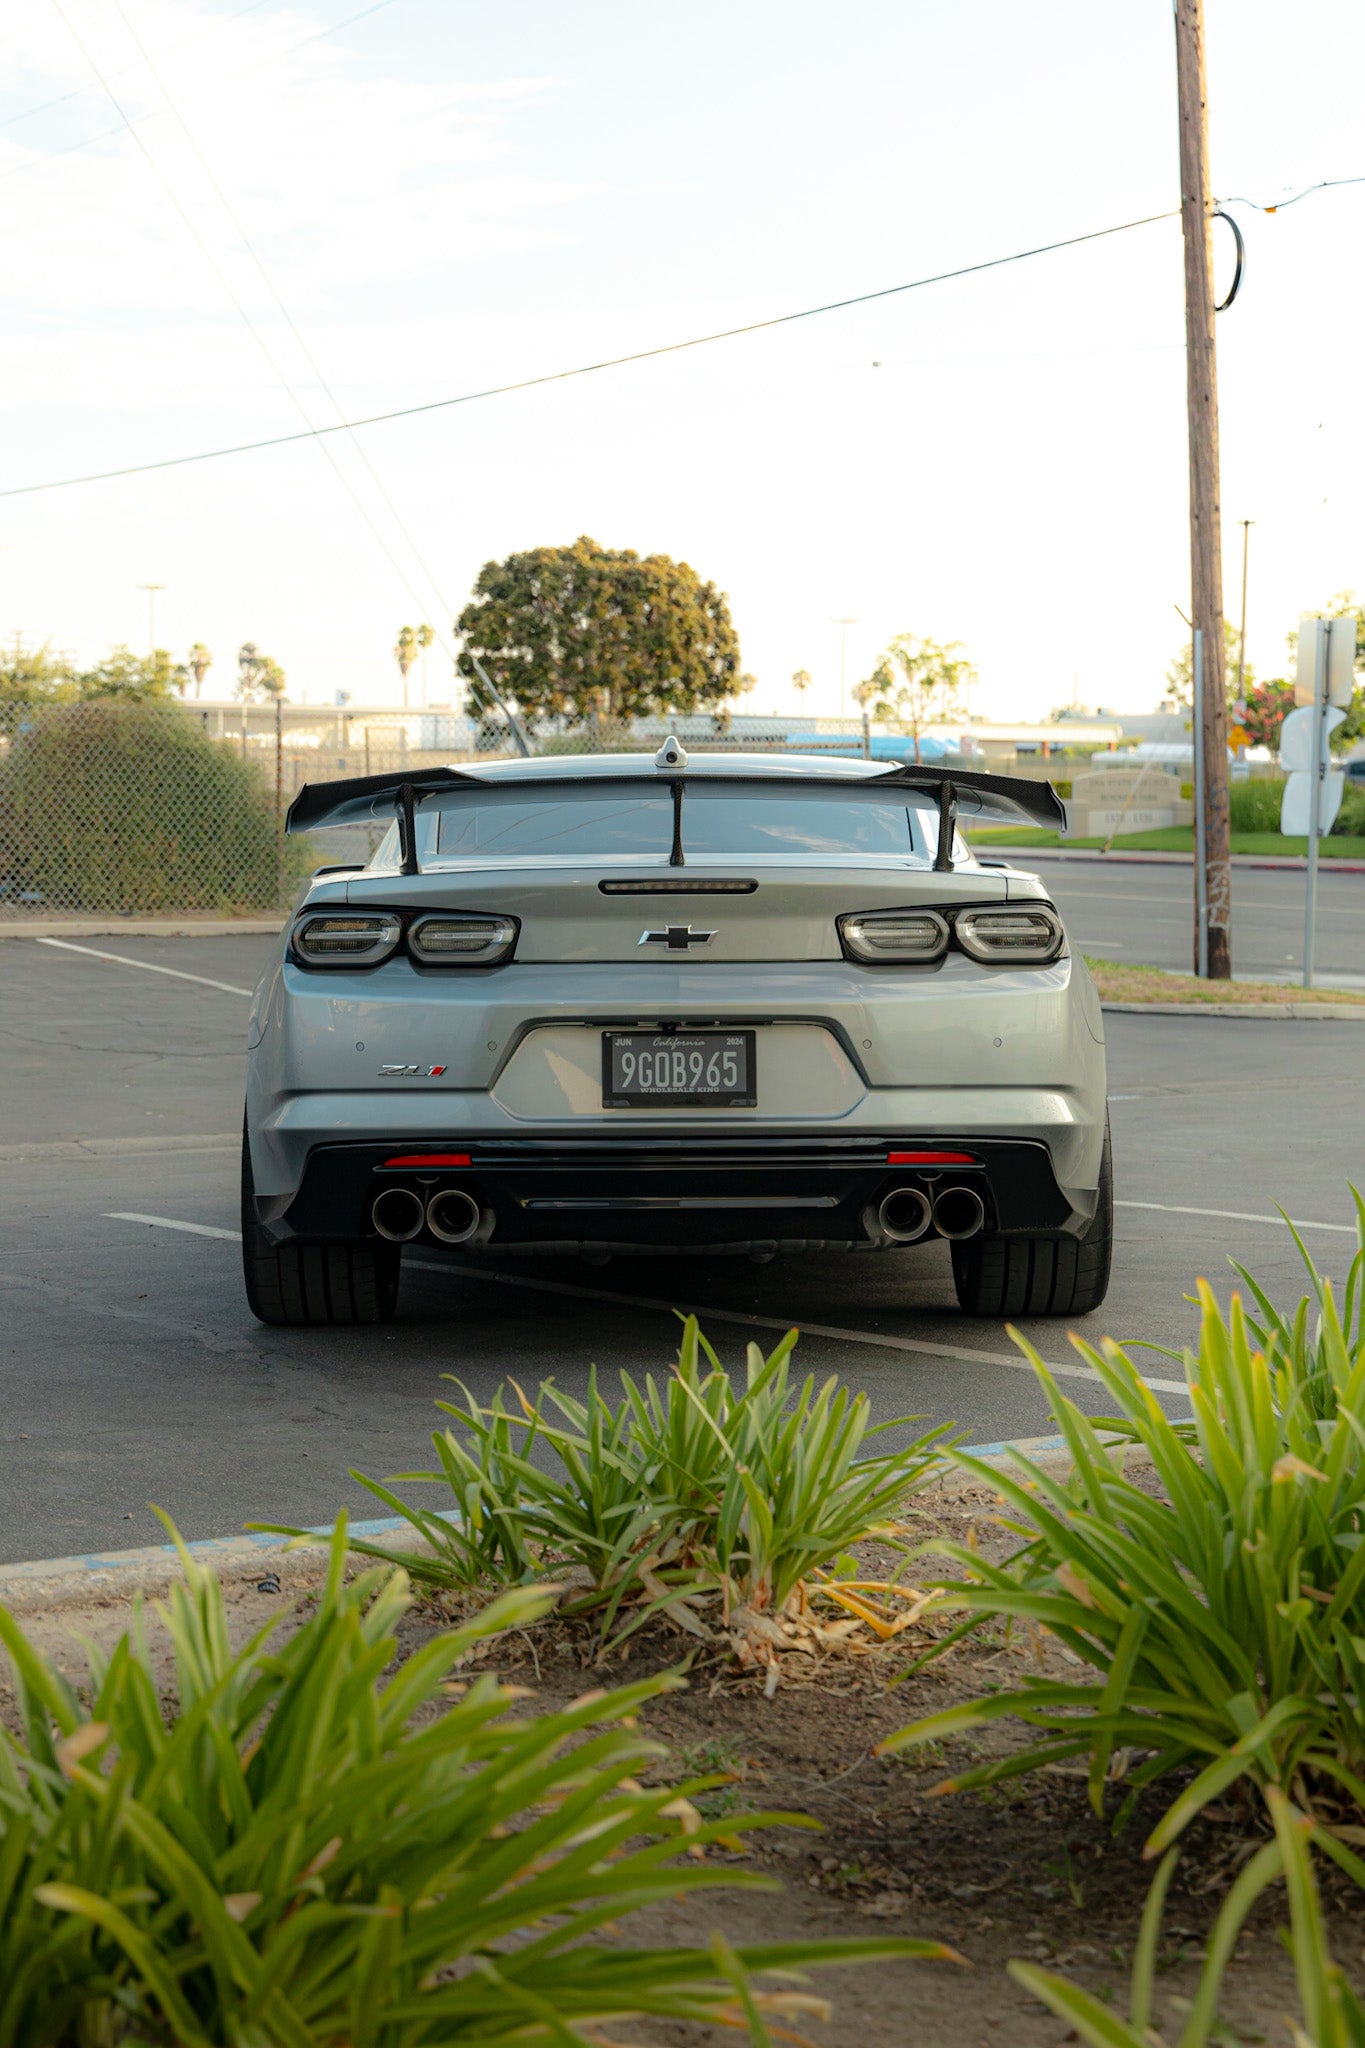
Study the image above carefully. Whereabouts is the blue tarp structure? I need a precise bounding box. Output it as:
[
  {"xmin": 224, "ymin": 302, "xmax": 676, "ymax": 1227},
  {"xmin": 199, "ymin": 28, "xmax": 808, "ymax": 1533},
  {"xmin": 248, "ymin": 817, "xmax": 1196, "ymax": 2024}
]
[{"xmin": 784, "ymin": 732, "xmax": 958, "ymax": 762}]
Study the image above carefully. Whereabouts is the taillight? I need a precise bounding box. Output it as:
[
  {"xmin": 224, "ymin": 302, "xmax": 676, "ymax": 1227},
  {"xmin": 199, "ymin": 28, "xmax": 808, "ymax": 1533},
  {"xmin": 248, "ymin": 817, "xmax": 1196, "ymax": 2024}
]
[
  {"xmin": 293, "ymin": 913, "xmax": 401, "ymax": 965},
  {"xmin": 838, "ymin": 910, "xmax": 950, "ymax": 962},
  {"xmin": 954, "ymin": 906, "xmax": 1064, "ymax": 962},
  {"xmin": 408, "ymin": 914, "xmax": 517, "ymax": 965}
]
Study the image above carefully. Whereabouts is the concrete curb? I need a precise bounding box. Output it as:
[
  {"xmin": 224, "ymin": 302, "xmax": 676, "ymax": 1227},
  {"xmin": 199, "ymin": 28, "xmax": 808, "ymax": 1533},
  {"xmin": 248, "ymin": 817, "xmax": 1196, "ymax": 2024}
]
[
  {"xmin": 0, "ymin": 1434, "xmax": 1085, "ymax": 1617},
  {"xmin": 0, "ymin": 919, "xmax": 283, "ymax": 940},
  {"xmin": 1100, "ymin": 999, "xmax": 1365, "ymax": 1020}
]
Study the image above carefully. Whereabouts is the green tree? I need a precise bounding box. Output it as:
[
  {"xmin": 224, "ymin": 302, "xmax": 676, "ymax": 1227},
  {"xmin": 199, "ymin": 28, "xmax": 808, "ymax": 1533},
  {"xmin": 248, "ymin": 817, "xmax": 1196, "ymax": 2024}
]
[
  {"xmin": 0, "ymin": 637, "xmax": 74, "ymax": 711},
  {"xmin": 865, "ymin": 633, "xmax": 975, "ymax": 763},
  {"xmin": 1240, "ymin": 677, "xmax": 1295, "ymax": 751},
  {"xmin": 1294, "ymin": 592, "xmax": 1365, "ymax": 749},
  {"xmin": 72, "ymin": 645, "xmax": 177, "ymax": 702},
  {"xmin": 1165, "ymin": 619, "xmax": 1254, "ymax": 709},
  {"xmin": 237, "ymin": 644, "xmax": 286, "ymax": 700},
  {"xmin": 455, "ymin": 535, "xmax": 741, "ymax": 727},
  {"xmin": 0, "ymin": 701, "xmax": 305, "ymax": 912},
  {"xmin": 791, "ymin": 667, "xmax": 812, "ymax": 703}
]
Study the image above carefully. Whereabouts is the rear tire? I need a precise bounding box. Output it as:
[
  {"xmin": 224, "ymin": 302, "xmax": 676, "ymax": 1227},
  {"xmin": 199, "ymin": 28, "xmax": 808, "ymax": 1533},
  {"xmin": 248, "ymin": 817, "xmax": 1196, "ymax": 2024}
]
[
  {"xmin": 241, "ymin": 1123, "xmax": 400, "ymax": 1327},
  {"xmin": 951, "ymin": 1121, "xmax": 1112, "ymax": 1319}
]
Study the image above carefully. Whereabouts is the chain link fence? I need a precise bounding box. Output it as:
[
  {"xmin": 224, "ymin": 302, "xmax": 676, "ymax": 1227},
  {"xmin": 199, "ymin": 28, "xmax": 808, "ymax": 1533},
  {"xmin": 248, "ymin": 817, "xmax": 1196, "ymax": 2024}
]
[{"xmin": 0, "ymin": 697, "xmax": 1036, "ymax": 920}]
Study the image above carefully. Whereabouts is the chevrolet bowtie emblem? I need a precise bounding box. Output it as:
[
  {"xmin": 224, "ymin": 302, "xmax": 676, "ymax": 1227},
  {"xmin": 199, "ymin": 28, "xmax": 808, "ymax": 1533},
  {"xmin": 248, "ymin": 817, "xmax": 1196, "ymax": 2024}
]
[{"xmin": 638, "ymin": 924, "xmax": 716, "ymax": 950}]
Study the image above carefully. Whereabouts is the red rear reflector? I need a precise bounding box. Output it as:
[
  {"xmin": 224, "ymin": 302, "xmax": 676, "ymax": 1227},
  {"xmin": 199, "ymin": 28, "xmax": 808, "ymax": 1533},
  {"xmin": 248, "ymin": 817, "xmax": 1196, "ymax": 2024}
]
[
  {"xmin": 382, "ymin": 1152, "xmax": 472, "ymax": 1167},
  {"xmin": 886, "ymin": 1150, "xmax": 979, "ymax": 1166}
]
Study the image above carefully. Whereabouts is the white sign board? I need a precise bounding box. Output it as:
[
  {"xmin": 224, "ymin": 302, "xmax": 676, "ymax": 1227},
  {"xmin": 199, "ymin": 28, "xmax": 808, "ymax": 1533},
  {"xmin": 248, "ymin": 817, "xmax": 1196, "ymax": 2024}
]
[
  {"xmin": 1279, "ymin": 703, "xmax": 1346, "ymax": 772},
  {"xmin": 1296, "ymin": 616, "xmax": 1358, "ymax": 709},
  {"xmin": 1282, "ymin": 770, "xmax": 1344, "ymax": 836}
]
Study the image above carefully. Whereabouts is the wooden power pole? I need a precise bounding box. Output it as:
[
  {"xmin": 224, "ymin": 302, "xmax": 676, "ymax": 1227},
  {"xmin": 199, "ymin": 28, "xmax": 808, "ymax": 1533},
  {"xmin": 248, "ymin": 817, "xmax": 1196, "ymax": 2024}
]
[{"xmin": 1174, "ymin": 0, "xmax": 1232, "ymax": 977}]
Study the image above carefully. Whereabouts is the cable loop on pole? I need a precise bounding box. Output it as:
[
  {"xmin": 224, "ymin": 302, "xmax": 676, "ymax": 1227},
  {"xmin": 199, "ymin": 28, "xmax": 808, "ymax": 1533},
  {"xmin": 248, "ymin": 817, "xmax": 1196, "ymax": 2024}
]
[{"xmin": 1212, "ymin": 209, "xmax": 1245, "ymax": 311}]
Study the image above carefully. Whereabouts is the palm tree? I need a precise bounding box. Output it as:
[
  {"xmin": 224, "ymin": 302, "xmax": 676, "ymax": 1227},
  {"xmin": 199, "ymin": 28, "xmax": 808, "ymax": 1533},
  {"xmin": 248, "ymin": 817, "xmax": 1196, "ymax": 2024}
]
[
  {"xmin": 187, "ymin": 643, "xmax": 212, "ymax": 697},
  {"xmin": 394, "ymin": 625, "xmax": 435, "ymax": 709}
]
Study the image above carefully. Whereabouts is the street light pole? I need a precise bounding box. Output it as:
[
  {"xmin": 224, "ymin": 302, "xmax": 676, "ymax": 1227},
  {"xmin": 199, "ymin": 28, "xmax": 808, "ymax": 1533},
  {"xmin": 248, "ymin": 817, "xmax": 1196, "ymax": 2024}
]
[
  {"xmin": 137, "ymin": 583, "xmax": 166, "ymax": 662},
  {"xmin": 830, "ymin": 617, "xmax": 857, "ymax": 725}
]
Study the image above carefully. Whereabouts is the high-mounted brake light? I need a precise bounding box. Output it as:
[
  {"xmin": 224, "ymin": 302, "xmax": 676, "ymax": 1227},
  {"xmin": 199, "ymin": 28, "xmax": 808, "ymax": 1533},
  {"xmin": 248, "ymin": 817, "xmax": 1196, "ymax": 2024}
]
[
  {"xmin": 382, "ymin": 1153, "xmax": 472, "ymax": 1167},
  {"xmin": 886, "ymin": 1150, "xmax": 980, "ymax": 1166},
  {"xmin": 599, "ymin": 878, "xmax": 757, "ymax": 894}
]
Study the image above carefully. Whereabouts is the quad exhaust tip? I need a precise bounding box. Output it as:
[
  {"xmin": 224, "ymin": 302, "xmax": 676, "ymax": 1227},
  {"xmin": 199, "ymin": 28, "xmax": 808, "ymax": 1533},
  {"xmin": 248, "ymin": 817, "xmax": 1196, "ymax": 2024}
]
[
  {"xmin": 932, "ymin": 1184, "xmax": 986, "ymax": 1241},
  {"xmin": 371, "ymin": 1186, "xmax": 425, "ymax": 1243},
  {"xmin": 426, "ymin": 1187, "xmax": 482, "ymax": 1246},
  {"xmin": 877, "ymin": 1186, "xmax": 934, "ymax": 1244}
]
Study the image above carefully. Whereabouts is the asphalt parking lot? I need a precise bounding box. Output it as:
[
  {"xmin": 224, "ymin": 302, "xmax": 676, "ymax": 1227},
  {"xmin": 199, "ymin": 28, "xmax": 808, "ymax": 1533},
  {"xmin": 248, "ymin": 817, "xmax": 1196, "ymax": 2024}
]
[
  {"xmin": 1, "ymin": 907, "xmax": 1361, "ymax": 1567},
  {"xmin": 1033, "ymin": 853, "xmax": 1365, "ymax": 985}
]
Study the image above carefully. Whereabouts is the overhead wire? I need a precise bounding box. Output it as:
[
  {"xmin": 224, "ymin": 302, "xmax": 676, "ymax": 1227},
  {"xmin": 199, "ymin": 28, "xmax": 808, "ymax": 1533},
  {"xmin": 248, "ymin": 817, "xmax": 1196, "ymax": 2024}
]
[
  {"xmin": 104, "ymin": 0, "xmax": 461, "ymax": 644},
  {"xmin": 0, "ymin": 0, "xmax": 273, "ymax": 131},
  {"xmin": 1218, "ymin": 174, "xmax": 1365, "ymax": 213},
  {"xmin": 48, "ymin": 0, "xmax": 469, "ymax": 702},
  {"xmin": 0, "ymin": 0, "xmax": 399, "ymax": 186},
  {"xmin": 0, "ymin": 205, "xmax": 1184, "ymax": 501}
]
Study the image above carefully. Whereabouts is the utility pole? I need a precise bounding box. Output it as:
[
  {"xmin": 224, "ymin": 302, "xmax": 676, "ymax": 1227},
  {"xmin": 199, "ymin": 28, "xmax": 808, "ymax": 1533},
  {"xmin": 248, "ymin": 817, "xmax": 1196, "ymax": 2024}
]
[
  {"xmin": 1234, "ymin": 518, "xmax": 1253, "ymax": 702},
  {"xmin": 137, "ymin": 582, "xmax": 166, "ymax": 663},
  {"xmin": 830, "ymin": 617, "xmax": 857, "ymax": 725},
  {"xmin": 1174, "ymin": 0, "xmax": 1231, "ymax": 977}
]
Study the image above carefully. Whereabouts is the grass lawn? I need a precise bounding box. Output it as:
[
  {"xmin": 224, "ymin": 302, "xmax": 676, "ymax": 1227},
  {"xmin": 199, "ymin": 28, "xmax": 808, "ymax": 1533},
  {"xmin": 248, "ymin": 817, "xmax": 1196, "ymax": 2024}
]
[
  {"xmin": 969, "ymin": 825, "xmax": 1365, "ymax": 858},
  {"xmin": 1083, "ymin": 955, "xmax": 1365, "ymax": 1006}
]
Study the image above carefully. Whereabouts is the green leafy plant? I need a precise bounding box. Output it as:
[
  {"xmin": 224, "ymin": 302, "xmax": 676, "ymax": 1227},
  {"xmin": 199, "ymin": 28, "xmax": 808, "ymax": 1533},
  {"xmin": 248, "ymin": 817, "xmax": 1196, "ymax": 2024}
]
[
  {"xmin": 0, "ymin": 1515, "xmax": 953, "ymax": 2046},
  {"xmin": 1013, "ymin": 1788, "xmax": 1365, "ymax": 2048},
  {"xmin": 881, "ymin": 1220, "xmax": 1365, "ymax": 1853},
  {"xmin": 262, "ymin": 1321, "xmax": 950, "ymax": 1669},
  {"xmin": 0, "ymin": 700, "xmax": 310, "ymax": 913}
]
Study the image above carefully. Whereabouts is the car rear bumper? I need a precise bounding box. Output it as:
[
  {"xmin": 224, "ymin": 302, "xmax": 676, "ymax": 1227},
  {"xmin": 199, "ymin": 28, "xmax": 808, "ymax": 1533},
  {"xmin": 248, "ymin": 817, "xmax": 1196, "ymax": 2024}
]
[{"xmin": 252, "ymin": 1130, "xmax": 1095, "ymax": 1253}]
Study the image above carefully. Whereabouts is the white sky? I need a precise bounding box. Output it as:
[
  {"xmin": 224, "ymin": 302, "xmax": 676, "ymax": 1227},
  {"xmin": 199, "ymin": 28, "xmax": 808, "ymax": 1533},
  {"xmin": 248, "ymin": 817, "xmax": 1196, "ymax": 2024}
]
[{"xmin": 1, "ymin": 0, "xmax": 1362, "ymax": 720}]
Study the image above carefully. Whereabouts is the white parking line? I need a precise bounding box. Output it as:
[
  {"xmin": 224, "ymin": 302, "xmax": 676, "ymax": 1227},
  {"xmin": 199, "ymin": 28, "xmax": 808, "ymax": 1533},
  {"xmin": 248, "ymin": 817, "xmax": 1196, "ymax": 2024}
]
[
  {"xmin": 107, "ymin": 1212, "xmax": 243, "ymax": 1240},
  {"xmin": 36, "ymin": 937, "xmax": 254, "ymax": 997},
  {"xmin": 101, "ymin": 1211, "xmax": 1191, "ymax": 1397},
  {"xmin": 1116, "ymin": 1198, "xmax": 1354, "ymax": 1235}
]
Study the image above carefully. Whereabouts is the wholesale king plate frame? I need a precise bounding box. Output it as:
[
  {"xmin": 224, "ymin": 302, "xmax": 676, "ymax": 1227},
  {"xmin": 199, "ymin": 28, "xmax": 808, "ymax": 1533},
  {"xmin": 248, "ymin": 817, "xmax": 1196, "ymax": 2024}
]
[{"xmin": 601, "ymin": 1029, "xmax": 756, "ymax": 1109}]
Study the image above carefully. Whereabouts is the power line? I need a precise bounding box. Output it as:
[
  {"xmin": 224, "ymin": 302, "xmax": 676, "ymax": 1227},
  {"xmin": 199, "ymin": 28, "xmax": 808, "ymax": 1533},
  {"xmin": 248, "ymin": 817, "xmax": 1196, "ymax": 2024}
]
[
  {"xmin": 0, "ymin": 0, "xmax": 399, "ymax": 186},
  {"xmin": 52, "ymin": 0, "xmax": 462, "ymax": 686},
  {"xmin": 0, "ymin": 0, "xmax": 273, "ymax": 131},
  {"xmin": 105, "ymin": 0, "xmax": 459, "ymax": 639},
  {"xmin": 0, "ymin": 206, "xmax": 1181, "ymax": 501},
  {"xmin": 1219, "ymin": 174, "xmax": 1365, "ymax": 213}
]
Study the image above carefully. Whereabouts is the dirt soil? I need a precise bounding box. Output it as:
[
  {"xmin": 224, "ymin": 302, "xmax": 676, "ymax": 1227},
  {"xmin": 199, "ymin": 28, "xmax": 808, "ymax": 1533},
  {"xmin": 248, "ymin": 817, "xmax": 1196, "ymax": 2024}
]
[{"xmin": 6, "ymin": 1483, "xmax": 1362, "ymax": 2048}]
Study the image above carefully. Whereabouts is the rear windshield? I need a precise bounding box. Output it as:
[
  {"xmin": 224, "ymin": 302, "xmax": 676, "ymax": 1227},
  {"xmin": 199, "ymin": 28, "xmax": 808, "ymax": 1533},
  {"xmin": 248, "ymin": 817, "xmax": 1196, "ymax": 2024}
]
[{"xmin": 424, "ymin": 783, "xmax": 927, "ymax": 861}]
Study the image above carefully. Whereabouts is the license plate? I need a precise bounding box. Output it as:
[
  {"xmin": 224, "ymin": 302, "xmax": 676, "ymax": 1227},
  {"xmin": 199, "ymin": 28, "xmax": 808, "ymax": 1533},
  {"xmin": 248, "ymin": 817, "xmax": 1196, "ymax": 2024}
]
[{"xmin": 602, "ymin": 1030, "xmax": 756, "ymax": 1108}]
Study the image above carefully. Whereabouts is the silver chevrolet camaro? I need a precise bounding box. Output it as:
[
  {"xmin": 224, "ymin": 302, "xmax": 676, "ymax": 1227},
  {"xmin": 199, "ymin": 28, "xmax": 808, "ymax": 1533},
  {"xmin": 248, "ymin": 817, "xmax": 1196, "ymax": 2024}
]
[{"xmin": 242, "ymin": 743, "xmax": 1110, "ymax": 1326}]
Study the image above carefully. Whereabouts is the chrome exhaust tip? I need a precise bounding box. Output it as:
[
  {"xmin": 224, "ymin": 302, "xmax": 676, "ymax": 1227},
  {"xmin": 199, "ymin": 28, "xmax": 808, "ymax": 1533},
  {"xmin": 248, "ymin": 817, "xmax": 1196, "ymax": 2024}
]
[
  {"xmin": 877, "ymin": 1186, "xmax": 934, "ymax": 1244},
  {"xmin": 426, "ymin": 1187, "xmax": 482, "ymax": 1246},
  {"xmin": 371, "ymin": 1186, "xmax": 425, "ymax": 1243},
  {"xmin": 932, "ymin": 1184, "xmax": 986, "ymax": 1241}
]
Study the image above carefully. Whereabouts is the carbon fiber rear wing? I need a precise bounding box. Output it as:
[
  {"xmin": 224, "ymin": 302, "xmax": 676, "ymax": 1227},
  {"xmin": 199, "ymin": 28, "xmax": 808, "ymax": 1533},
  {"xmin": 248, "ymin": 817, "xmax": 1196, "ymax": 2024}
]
[
  {"xmin": 866, "ymin": 761, "xmax": 1065, "ymax": 869},
  {"xmin": 285, "ymin": 757, "xmax": 1064, "ymax": 875}
]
